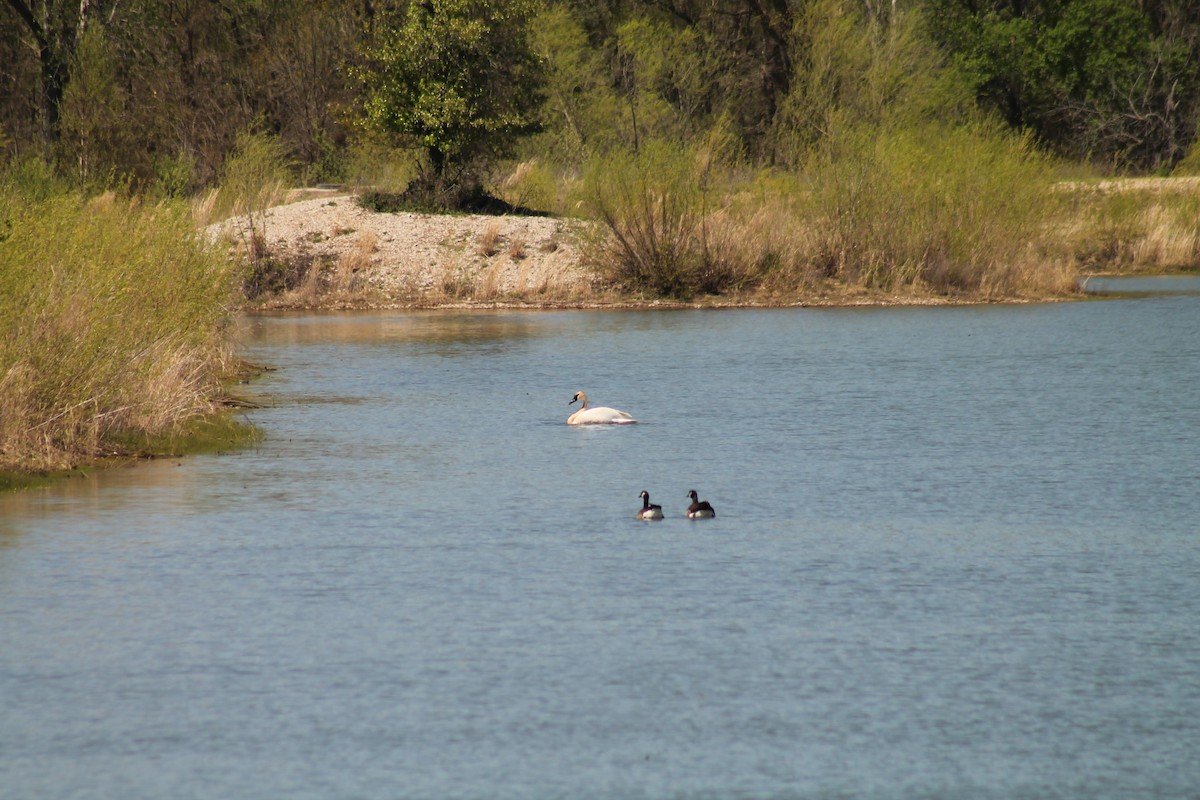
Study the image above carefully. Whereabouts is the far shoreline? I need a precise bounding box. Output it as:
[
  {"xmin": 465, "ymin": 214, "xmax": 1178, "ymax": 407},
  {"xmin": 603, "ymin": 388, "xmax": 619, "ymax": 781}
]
[{"xmin": 218, "ymin": 193, "xmax": 1092, "ymax": 313}]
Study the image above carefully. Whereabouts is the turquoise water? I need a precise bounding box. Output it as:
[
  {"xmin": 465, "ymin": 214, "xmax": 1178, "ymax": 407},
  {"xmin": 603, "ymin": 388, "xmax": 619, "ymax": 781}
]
[{"xmin": 3, "ymin": 298, "xmax": 1199, "ymax": 799}]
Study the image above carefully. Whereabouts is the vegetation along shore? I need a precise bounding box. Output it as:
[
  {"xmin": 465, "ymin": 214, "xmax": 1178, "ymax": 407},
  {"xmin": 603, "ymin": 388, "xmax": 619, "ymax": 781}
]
[{"xmin": 3, "ymin": 0, "xmax": 1200, "ymax": 484}]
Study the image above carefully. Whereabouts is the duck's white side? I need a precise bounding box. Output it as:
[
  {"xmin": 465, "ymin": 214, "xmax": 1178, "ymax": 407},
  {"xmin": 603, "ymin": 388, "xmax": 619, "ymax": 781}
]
[
  {"xmin": 637, "ymin": 490, "xmax": 664, "ymax": 520},
  {"xmin": 567, "ymin": 391, "xmax": 636, "ymax": 425}
]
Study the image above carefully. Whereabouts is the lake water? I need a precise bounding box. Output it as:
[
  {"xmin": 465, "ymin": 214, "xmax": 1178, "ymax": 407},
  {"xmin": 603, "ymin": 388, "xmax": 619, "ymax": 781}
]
[
  {"xmin": 3, "ymin": 298, "xmax": 1199, "ymax": 799},
  {"xmin": 1079, "ymin": 274, "xmax": 1200, "ymax": 296}
]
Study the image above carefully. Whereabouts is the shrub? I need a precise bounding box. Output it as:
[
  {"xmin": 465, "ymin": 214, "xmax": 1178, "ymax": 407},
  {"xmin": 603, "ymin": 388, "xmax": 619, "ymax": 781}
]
[
  {"xmin": 583, "ymin": 133, "xmax": 751, "ymax": 298},
  {"xmin": 0, "ymin": 179, "xmax": 239, "ymax": 471},
  {"xmin": 795, "ymin": 118, "xmax": 1068, "ymax": 295}
]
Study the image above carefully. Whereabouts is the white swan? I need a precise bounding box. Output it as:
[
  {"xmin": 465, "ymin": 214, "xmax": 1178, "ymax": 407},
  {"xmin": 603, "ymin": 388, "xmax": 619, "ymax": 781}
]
[
  {"xmin": 637, "ymin": 490, "xmax": 664, "ymax": 521},
  {"xmin": 567, "ymin": 391, "xmax": 636, "ymax": 425},
  {"xmin": 685, "ymin": 490, "xmax": 716, "ymax": 519}
]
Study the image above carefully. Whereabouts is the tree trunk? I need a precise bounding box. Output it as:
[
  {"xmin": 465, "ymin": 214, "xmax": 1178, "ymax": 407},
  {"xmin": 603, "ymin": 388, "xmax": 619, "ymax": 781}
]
[
  {"xmin": 4, "ymin": 0, "xmax": 71, "ymax": 149},
  {"xmin": 37, "ymin": 44, "xmax": 67, "ymax": 147},
  {"xmin": 428, "ymin": 144, "xmax": 446, "ymax": 179}
]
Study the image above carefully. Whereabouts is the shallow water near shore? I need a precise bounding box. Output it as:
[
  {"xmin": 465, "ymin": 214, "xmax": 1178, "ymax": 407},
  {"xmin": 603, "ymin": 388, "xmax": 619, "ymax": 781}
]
[
  {"xmin": 3, "ymin": 298, "xmax": 1200, "ymax": 799},
  {"xmin": 1079, "ymin": 273, "xmax": 1200, "ymax": 295}
]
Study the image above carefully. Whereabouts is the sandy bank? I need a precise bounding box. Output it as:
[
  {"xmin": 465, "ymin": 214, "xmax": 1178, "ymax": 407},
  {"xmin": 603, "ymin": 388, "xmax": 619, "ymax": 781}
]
[{"xmin": 210, "ymin": 193, "xmax": 605, "ymax": 307}]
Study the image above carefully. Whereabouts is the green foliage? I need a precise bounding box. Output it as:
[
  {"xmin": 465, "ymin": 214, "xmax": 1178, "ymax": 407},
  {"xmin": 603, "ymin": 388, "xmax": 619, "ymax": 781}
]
[
  {"xmin": 1, "ymin": 0, "xmax": 365, "ymax": 189},
  {"xmin": 151, "ymin": 151, "xmax": 198, "ymax": 199},
  {"xmin": 583, "ymin": 112, "xmax": 1071, "ymax": 300},
  {"xmin": 797, "ymin": 117, "xmax": 1062, "ymax": 293},
  {"xmin": 2, "ymin": 0, "xmax": 1193, "ymax": 319},
  {"xmin": 355, "ymin": 0, "xmax": 546, "ymax": 203},
  {"xmin": 1174, "ymin": 126, "xmax": 1200, "ymax": 176},
  {"xmin": 572, "ymin": 0, "xmax": 1074, "ymax": 300},
  {"xmin": 922, "ymin": 0, "xmax": 1200, "ymax": 171},
  {"xmin": 57, "ymin": 22, "xmax": 134, "ymax": 187},
  {"xmin": 496, "ymin": 159, "xmax": 569, "ymax": 217},
  {"xmin": 527, "ymin": 4, "xmax": 627, "ymax": 160},
  {"xmin": 207, "ymin": 132, "xmax": 296, "ymax": 297},
  {"xmin": 0, "ymin": 156, "xmax": 68, "ymax": 202},
  {"xmin": 255, "ymin": 0, "xmax": 358, "ymax": 183},
  {"xmin": 613, "ymin": 16, "xmax": 717, "ymax": 143},
  {"xmin": 5, "ymin": 0, "xmax": 1199, "ymax": 187},
  {"xmin": 215, "ymin": 132, "xmax": 293, "ymax": 220},
  {"xmin": 584, "ymin": 131, "xmax": 747, "ymax": 299},
  {"xmin": 0, "ymin": 178, "xmax": 240, "ymax": 471},
  {"xmin": 776, "ymin": 0, "xmax": 969, "ymax": 162},
  {"xmin": 340, "ymin": 139, "xmax": 420, "ymax": 193}
]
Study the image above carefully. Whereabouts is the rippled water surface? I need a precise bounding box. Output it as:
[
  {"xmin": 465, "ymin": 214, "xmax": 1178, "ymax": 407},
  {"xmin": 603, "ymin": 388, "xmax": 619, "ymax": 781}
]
[{"xmin": 3, "ymin": 299, "xmax": 1199, "ymax": 799}]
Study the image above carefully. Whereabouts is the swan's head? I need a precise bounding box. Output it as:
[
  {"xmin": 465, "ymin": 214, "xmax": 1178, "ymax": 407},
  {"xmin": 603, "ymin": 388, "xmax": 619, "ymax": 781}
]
[{"xmin": 569, "ymin": 391, "xmax": 587, "ymax": 407}]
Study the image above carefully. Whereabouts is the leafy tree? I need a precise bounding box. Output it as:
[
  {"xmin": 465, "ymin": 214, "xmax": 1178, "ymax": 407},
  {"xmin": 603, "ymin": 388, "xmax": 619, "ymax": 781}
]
[
  {"xmin": 106, "ymin": 0, "xmax": 267, "ymax": 185},
  {"xmin": 527, "ymin": 4, "xmax": 626, "ymax": 160},
  {"xmin": 1, "ymin": 0, "xmax": 119, "ymax": 149},
  {"xmin": 57, "ymin": 22, "xmax": 134, "ymax": 185},
  {"xmin": 544, "ymin": 0, "xmax": 797, "ymax": 163},
  {"xmin": 355, "ymin": 0, "xmax": 546, "ymax": 203},
  {"xmin": 2, "ymin": 0, "xmax": 366, "ymax": 186},
  {"xmin": 251, "ymin": 0, "xmax": 360, "ymax": 183},
  {"xmin": 923, "ymin": 0, "xmax": 1200, "ymax": 170}
]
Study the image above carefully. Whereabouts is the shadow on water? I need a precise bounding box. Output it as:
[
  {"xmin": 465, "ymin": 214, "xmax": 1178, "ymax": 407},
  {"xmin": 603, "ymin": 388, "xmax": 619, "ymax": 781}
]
[
  {"xmin": 241, "ymin": 309, "xmax": 552, "ymax": 346},
  {"xmin": 1078, "ymin": 274, "xmax": 1200, "ymax": 296}
]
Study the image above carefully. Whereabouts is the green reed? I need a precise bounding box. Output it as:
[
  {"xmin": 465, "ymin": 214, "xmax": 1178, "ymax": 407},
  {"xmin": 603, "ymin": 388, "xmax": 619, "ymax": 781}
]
[
  {"xmin": 581, "ymin": 119, "xmax": 1081, "ymax": 300},
  {"xmin": 1, "ymin": 176, "xmax": 241, "ymax": 473}
]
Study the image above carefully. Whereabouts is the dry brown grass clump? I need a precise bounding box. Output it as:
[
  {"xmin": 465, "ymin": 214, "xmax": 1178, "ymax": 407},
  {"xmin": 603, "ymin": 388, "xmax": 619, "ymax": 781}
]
[
  {"xmin": 477, "ymin": 221, "xmax": 503, "ymax": 257},
  {"xmin": 334, "ymin": 230, "xmax": 378, "ymax": 292}
]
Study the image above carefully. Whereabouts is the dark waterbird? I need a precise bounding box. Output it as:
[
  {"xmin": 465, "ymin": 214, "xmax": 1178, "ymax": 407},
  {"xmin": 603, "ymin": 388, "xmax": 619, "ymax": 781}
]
[
  {"xmin": 637, "ymin": 490, "xmax": 664, "ymax": 521},
  {"xmin": 686, "ymin": 490, "xmax": 716, "ymax": 519}
]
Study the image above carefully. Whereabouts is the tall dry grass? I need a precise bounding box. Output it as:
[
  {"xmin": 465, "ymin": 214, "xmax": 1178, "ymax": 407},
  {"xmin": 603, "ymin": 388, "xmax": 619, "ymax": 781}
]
[
  {"xmin": 335, "ymin": 230, "xmax": 377, "ymax": 293},
  {"xmin": 1057, "ymin": 181, "xmax": 1200, "ymax": 273},
  {"xmin": 0, "ymin": 183, "xmax": 240, "ymax": 472},
  {"xmin": 583, "ymin": 120, "xmax": 1079, "ymax": 300}
]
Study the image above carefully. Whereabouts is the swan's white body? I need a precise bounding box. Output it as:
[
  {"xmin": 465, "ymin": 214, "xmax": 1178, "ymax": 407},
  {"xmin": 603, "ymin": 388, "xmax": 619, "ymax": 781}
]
[
  {"xmin": 637, "ymin": 490, "xmax": 664, "ymax": 521},
  {"xmin": 567, "ymin": 391, "xmax": 636, "ymax": 425}
]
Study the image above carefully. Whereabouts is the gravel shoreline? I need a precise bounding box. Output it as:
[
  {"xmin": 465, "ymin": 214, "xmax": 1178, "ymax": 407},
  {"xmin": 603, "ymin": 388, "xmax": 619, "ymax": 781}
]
[{"xmin": 211, "ymin": 193, "xmax": 602, "ymax": 307}]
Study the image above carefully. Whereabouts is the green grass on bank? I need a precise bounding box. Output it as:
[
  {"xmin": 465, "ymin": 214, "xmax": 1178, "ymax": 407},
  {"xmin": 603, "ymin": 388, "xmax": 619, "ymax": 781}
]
[
  {"xmin": 0, "ymin": 412, "xmax": 262, "ymax": 492},
  {"xmin": 1, "ymin": 169, "xmax": 247, "ymax": 477}
]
